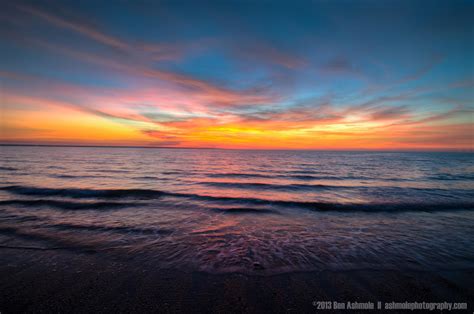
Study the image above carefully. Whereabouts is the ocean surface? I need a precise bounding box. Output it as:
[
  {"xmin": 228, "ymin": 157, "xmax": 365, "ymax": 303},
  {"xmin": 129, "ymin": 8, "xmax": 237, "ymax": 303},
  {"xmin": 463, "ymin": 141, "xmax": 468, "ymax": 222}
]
[{"xmin": 1, "ymin": 146, "xmax": 473, "ymax": 275}]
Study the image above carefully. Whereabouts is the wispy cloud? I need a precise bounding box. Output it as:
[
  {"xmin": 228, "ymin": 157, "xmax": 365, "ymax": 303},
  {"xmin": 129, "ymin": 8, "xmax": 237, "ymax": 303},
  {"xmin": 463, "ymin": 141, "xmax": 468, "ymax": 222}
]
[
  {"xmin": 17, "ymin": 4, "xmax": 130, "ymax": 51},
  {"xmin": 1, "ymin": 1, "xmax": 472, "ymax": 149}
]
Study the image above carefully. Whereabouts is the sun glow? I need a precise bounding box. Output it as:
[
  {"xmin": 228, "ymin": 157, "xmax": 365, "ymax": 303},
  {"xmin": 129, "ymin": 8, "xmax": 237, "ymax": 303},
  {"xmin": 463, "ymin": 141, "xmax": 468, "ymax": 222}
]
[{"xmin": 1, "ymin": 1, "xmax": 472, "ymax": 151}]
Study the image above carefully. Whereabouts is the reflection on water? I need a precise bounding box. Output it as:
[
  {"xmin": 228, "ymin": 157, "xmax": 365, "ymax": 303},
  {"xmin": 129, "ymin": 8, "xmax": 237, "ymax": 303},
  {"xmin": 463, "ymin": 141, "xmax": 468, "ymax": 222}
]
[{"xmin": 0, "ymin": 146, "xmax": 473, "ymax": 274}]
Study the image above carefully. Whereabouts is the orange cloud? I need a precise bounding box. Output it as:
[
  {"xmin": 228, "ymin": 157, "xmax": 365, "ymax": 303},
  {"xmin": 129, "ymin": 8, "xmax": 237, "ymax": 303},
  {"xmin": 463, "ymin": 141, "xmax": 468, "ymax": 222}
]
[{"xmin": 1, "ymin": 4, "xmax": 472, "ymax": 151}]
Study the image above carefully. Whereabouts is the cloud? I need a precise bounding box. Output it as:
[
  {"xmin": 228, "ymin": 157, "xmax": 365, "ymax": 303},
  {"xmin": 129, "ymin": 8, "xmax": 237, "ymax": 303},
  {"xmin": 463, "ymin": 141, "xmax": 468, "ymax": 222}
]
[
  {"xmin": 140, "ymin": 130, "xmax": 181, "ymax": 146},
  {"xmin": 21, "ymin": 36, "xmax": 278, "ymax": 110},
  {"xmin": 3, "ymin": 81, "xmax": 471, "ymax": 149},
  {"xmin": 322, "ymin": 57, "xmax": 356, "ymax": 73},
  {"xmin": 17, "ymin": 4, "xmax": 129, "ymax": 51},
  {"xmin": 362, "ymin": 55, "xmax": 445, "ymax": 96},
  {"xmin": 2, "ymin": 2, "xmax": 472, "ymax": 150},
  {"xmin": 368, "ymin": 106, "xmax": 411, "ymax": 121}
]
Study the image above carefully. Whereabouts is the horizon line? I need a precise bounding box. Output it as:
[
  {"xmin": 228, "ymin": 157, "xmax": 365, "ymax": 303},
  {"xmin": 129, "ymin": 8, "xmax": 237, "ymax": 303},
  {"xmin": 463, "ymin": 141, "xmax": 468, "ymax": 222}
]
[{"xmin": 0, "ymin": 143, "xmax": 472, "ymax": 153}]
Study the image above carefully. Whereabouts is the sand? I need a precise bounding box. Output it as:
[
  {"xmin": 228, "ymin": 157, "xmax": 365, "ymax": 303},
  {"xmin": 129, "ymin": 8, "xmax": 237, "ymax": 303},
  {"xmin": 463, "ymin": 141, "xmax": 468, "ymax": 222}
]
[{"xmin": 0, "ymin": 248, "xmax": 473, "ymax": 313}]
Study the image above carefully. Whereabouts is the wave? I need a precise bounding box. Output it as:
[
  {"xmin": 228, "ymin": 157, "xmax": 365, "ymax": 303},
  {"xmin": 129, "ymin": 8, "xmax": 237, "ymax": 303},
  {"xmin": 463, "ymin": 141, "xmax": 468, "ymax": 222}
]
[
  {"xmin": 162, "ymin": 171, "xmax": 185, "ymax": 175},
  {"xmin": 50, "ymin": 174, "xmax": 83, "ymax": 179},
  {"xmin": 49, "ymin": 174, "xmax": 113, "ymax": 179},
  {"xmin": 50, "ymin": 223, "xmax": 173, "ymax": 235},
  {"xmin": 207, "ymin": 172, "xmax": 346, "ymax": 181},
  {"xmin": 1, "ymin": 213, "xmax": 42, "ymax": 222},
  {"xmin": 133, "ymin": 176, "xmax": 160, "ymax": 180},
  {"xmin": 0, "ymin": 199, "xmax": 138, "ymax": 210},
  {"xmin": 0, "ymin": 226, "xmax": 55, "ymax": 243},
  {"xmin": 1, "ymin": 185, "xmax": 167, "ymax": 199},
  {"xmin": 1, "ymin": 185, "xmax": 473, "ymax": 212},
  {"xmin": 0, "ymin": 166, "xmax": 18, "ymax": 171},
  {"xmin": 199, "ymin": 196, "xmax": 474, "ymax": 212},
  {"xmin": 0, "ymin": 226, "xmax": 98, "ymax": 253},
  {"xmin": 101, "ymin": 169, "xmax": 132, "ymax": 173},
  {"xmin": 428, "ymin": 174, "xmax": 474, "ymax": 181},
  {"xmin": 211, "ymin": 207, "xmax": 278, "ymax": 214},
  {"xmin": 206, "ymin": 172, "xmax": 412, "ymax": 182},
  {"xmin": 200, "ymin": 181, "xmax": 332, "ymax": 190},
  {"xmin": 208, "ymin": 173, "xmax": 275, "ymax": 179}
]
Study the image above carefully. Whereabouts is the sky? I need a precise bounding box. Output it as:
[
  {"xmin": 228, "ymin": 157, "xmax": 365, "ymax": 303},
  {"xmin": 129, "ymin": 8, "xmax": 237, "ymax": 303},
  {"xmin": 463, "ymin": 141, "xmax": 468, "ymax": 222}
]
[{"xmin": 0, "ymin": 0, "xmax": 473, "ymax": 150}]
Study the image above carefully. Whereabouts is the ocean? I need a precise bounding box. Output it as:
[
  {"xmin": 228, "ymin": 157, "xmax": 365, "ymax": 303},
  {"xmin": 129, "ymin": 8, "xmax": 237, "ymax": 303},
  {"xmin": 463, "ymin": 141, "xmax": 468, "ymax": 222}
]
[{"xmin": 1, "ymin": 146, "xmax": 473, "ymax": 275}]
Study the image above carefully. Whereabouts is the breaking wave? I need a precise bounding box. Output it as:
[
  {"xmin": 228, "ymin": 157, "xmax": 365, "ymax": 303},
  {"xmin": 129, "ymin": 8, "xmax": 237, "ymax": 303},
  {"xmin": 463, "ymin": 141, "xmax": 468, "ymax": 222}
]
[{"xmin": 1, "ymin": 185, "xmax": 473, "ymax": 212}]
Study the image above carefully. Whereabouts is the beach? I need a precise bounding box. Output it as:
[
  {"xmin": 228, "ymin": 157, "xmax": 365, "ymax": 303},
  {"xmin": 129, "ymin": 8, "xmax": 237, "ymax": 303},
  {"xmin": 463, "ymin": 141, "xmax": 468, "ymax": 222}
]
[{"xmin": 1, "ymin": 247, "xmax": 473, "ymax": 313}]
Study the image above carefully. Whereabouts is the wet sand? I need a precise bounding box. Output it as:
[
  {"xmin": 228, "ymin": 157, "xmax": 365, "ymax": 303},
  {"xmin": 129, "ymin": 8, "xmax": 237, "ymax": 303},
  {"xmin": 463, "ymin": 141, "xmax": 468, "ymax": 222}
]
[{"xmin": 0, "ymin": 248, "xmax": 473, "ymax": 313}]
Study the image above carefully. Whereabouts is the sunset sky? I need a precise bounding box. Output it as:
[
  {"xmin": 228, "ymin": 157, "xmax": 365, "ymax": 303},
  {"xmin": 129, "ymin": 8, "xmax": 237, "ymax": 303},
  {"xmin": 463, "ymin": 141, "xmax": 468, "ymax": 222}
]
[{"xmin": 1, "ymin": 0, "xmax": 473, "ymax": 150}]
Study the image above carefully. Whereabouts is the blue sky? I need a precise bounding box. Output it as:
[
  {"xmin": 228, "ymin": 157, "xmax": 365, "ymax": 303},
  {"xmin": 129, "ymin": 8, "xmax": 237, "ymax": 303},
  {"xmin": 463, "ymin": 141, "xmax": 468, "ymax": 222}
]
[{"xmin": 1, "ymin": 0, "xmax": 473, "ymax": 149}]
